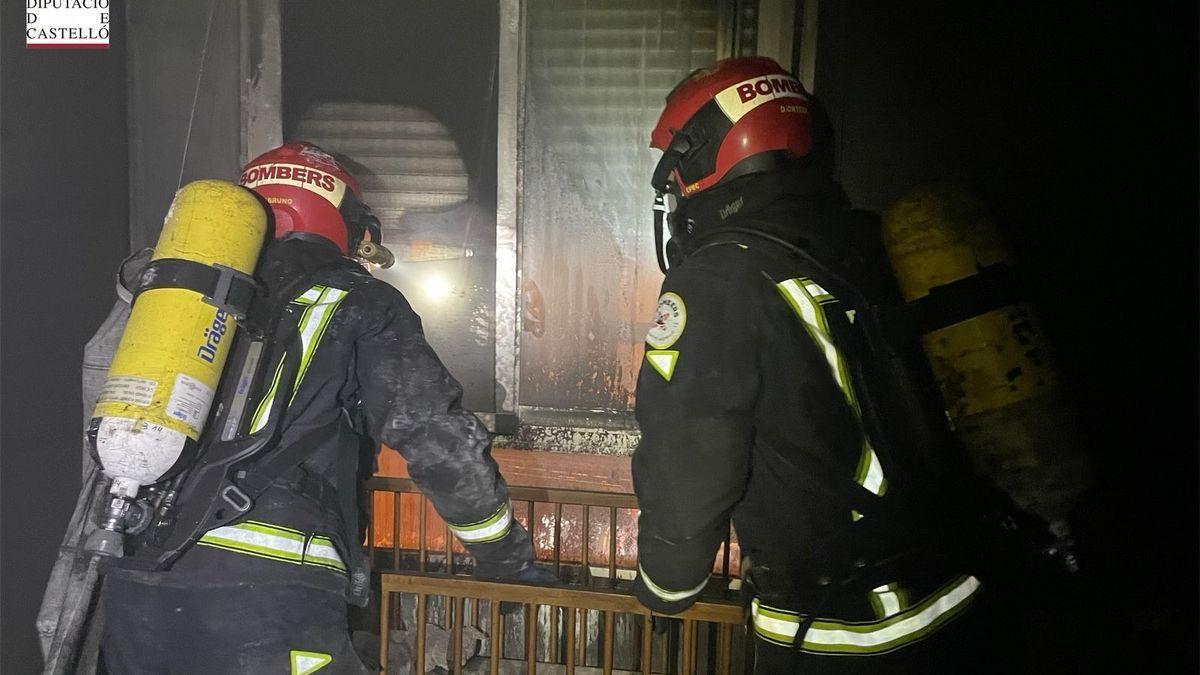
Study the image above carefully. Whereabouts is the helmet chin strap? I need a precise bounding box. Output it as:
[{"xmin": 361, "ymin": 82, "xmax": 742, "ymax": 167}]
[
  {"xmin": 651, "ymin": 133, "xmax": 695, "ymax": 275},
  {"xmin": 653, "ymin": 191, "xmax": 671, "ymax": 274}
]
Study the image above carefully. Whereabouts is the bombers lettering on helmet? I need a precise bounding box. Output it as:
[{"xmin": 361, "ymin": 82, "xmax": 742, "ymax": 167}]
[
  {"xmin": 239, "ymin": 141, "xmax": 369, "ymax": 256},
  {"xmin": 737, "ymin": 75, "xmax": 806, "ymax": 101},
  {"xmin": 714, "ymin": 75, "xmax": 808, "ymax": 123},
  {"xmin": 239, "ymin": 164, "xmax": 339, "ymax": 194}
]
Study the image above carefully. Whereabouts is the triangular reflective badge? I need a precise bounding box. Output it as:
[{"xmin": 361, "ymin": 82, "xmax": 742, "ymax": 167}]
[
  {"xmin": 646, "ymin": 350, "xmax": 679, "ymax": 381},
  {"xmin": 291, "ymin": 650, "xmax": 332, "ymax": 675}
]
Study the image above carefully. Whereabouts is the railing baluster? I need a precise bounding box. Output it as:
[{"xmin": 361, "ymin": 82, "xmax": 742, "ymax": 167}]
[
  {"xmin": 581, "ymin": 609, "xmax": 589, "ymax": 667},
  {"xmin": 451, "ymin": 596, "xmax": 463, "ymax": 675},
  {"xmin": 526, "ymin": 603, "xmax": 537, "ymax": 675},
  {"xmin": 419, "ymin": 496, "xmax": 427, "ymax": 572},
  {"xmin": 415, "ymin": 594, "xmax": 427, "ymax": 675},
  {"xmin": 581, "ymin": 504, "xmax": 590, "ymax": 667},
  {"xmin": 525, "ymin": 500, "xmax": 535, "ymax": 558},
  {"xmin": 641, "ymin": 614, "xmax": 653, "ymax": 675},
  {"xmin": 550, "ymin": 605, "xmax": 559, "ymax": 663},
  {"xmin": 566, "ymin": 607, "xmax": 577, "ymax": 675},
  {"xmin": 681, "ymin": 619, "xmax": 695, "ymax": 675},
  {"xmin": 712, "ymin": 622, "xmax": 723, "ymax": 675},
  {"xmin": 718, "ymin": 623, "xmax": 733, "ymax": 675},
  {"xmin": 602, "ymin": 611, "xmax": 615, "ymax": 675},
  {"xmin": 378, "ymin": 590, "xmax": 389, "ymax": 674},
  {"xmin": 582, "ymin": 506, "xmax": 590, "ymax": 570},
  {"xmin": 547, "ymin": 504, "xmax": 561, "ymax": 662},
  {"xmin": 608, "ymin": 507, "xmax": 617, "ymax": 584},
  {"xmin": 489, "ymin": 599, "xmax": 501, "ymax": 675},
  {"xmin": 552, "ymin": 499, "xmax": 561, "ymax": 571},
  {"xmin": 392, "ymin": 492, "xmax": 401, "ymax": 570}
]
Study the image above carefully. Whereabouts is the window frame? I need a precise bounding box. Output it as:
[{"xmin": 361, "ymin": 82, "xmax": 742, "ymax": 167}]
[{"xmin": 242, "ymin": 0, "xmax": 802, "ymax": 447}]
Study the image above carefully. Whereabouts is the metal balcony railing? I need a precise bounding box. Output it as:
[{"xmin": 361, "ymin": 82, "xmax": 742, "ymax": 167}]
[{"xmin": 365, "ymin": 477, "xmax": 747, "ymax": 674}]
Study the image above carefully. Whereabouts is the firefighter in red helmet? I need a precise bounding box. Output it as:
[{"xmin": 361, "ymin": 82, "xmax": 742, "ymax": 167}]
[
  {"xmin": 99, "ymin": 142, "xmax": 552, "ymax": 673},
  {"xmin": 631, "ymin": 58, "xmax": 1014, "ymax": 671}
]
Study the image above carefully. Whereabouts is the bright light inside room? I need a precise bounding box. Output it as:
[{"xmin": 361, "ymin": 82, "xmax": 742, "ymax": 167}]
[{"xmin": 422, "ymin": 274, "xmax": 453, "ymax": 302}]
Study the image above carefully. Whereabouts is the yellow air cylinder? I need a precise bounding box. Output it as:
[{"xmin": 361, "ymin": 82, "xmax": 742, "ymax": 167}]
[
  {"xmin": 882, "ymin": 185, "xmax": 1088, "ymax": 526},
  {"xmin": 92, "ymin": 180, "xmax": 267, "ymax": 498}
]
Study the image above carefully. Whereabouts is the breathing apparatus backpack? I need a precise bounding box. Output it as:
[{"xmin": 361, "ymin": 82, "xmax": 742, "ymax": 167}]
[
  {"xmin": 85, "ymin": 180, "xmax": 267, "ymax": 553},
  {"xmin": 83, "ymin": 179, "xmax": 371, "ymax": 602},
  {"xmin": 717, "ymin": 217, "xmax": 1073, "ymax": 591}
]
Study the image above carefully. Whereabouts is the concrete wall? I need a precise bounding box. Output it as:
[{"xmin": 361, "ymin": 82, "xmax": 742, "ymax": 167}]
[
  {"xmin": 0, "ymin": 2, "xmax": 130, "ymax": 670},
  {"xmin": 126, "ymin": 0, "xmax": 242, "ymax": 250}
]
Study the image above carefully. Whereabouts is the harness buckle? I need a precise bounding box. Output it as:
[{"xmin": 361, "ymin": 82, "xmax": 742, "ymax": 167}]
[
  {"xmin": 203, "ymin": 264, "xmax": 258, "ymax": 322},
  {"xmin": 220, "ymin": 484, "xmax": 253, "ymax": 513}
]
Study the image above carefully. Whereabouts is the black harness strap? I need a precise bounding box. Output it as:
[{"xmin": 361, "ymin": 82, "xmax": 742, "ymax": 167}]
[
  {"xmin": 231, "ymin": 424, "xmax": 341, "ymax": 499},
  {"xmin": 232, "ymin": 421, "xmax": 372, "ymax": 606},
  {"xmin": 900, "ymin": 262, "xmax": 1023, "ymax": 334},
  {"xmin": 134, "ymin": 258, "xmax": 258, "ymax": 321}
]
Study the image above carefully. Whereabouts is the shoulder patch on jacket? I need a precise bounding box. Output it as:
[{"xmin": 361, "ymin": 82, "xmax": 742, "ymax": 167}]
[
  {"xmin": 290, "ymin": 650, "xmax": 331, "ymax": 674},
  {"xmin": 646, "ymin": 292, "xmax": 687, "ymax": 349},
  {"xmin": 645, "ymin": 350, "xmax": 679, "ymax": 381}
]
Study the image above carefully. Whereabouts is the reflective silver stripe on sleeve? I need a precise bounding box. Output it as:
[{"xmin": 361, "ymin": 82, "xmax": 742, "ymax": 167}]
[
  {"xmin": 447, "ymin": 502, "xmax": 513, "ymax": 543},
  {"xmin": 638, "ymin": 563, "xmax": 708, "ymax": 603}
]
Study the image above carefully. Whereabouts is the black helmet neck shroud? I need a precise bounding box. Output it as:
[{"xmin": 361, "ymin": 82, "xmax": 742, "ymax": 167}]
[
  {"xmin": 655, "ymin": 165, "xmax": 849, "ymax": 273},
  {"xmin": 338, "ymin": 189, "xmax": 382, "ymax": 251}
]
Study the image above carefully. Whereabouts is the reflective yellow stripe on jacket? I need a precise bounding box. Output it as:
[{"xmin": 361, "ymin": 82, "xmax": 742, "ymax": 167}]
[
  {"xmin": 197, "ymin": 520, "xmax": 346, "ymax": 573},
  {"xmin": 249, "ymin": 285, "xmax": 349, "ymax": 433},
  {"xmin": 776, "ymin": 277, "xmax": 888, "ymax": 500},
  {"xmin": 752, "ymin": 575, "xmax": 981, "ymax": 654}
]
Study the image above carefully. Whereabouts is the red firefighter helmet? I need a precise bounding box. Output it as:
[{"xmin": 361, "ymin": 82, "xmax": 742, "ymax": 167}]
[
  {"xmin": 239, "ymin": 141, "xmax": 378, "ymax": 255},
  {"xmin": 650, "ymin": 57, "xmax": 820, "ymax": 198}
]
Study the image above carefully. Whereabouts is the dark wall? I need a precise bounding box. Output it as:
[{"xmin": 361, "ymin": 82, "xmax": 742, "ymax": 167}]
[
  {"xmin": 816, "ymin": 0, "xmax": 1198, "ymax": 668},
  {"xmin": 127, "ymin": 0, "xmax": 242, "ymax": 250},
  {"xmin": 0, "ymin": 2, "xmax": 130, "ymax": 670}
]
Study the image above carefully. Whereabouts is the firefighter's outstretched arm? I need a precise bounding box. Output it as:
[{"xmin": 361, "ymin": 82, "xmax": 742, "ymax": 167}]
[
  {"xmin": 354, "ymin": 291, "xmax": 534, "ymax": 578},
  {"xmin": 632, "ymin": 263, "xmax": 760, "ymax": 614}
]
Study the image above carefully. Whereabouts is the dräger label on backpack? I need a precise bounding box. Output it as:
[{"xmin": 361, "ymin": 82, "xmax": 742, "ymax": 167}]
[{"xmin": 196, "ymin": 309, "xmax": 231, "ymax": 364}]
